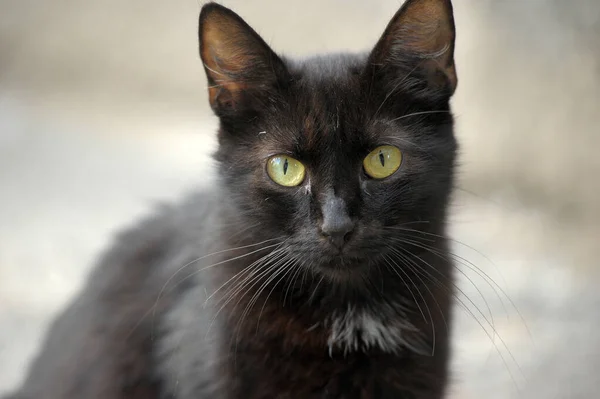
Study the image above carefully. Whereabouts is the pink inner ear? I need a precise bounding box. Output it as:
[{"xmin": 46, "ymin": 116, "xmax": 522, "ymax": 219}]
[
  {"xmin": 202, "ymin": 43, "xmax": 250, "ymax": 107},
  {"xmin": 200, "ymin": 10, "xmax": 277, "ymax": 109},
  {"xmin": 393, "ymin": 0, "xmax": 454, "ymax": 62},
  {"xmin": 202, "ymin": 18, "xmax": 250, "ymax": 79}
]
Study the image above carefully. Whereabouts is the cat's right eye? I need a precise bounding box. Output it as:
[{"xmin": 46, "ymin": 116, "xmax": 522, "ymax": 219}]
[{"xmin": 266, "ymin": 155, "xmax": 306, "ymax": 187}]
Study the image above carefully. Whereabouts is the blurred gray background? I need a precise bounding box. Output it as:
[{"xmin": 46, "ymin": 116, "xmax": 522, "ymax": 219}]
[{"xmin": 1, "ymin": 0, "xmax": 599, "ymax": 398}]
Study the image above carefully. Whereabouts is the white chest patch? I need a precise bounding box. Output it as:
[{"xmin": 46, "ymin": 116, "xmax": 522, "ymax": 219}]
[{"xmin": 326, "ymin": 304, "xmax": 427, "ymax": 355}]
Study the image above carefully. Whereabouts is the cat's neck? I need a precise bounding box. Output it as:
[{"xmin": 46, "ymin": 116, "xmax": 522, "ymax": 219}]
[{"xmin": 210, "ymin": 248, "xmax": 448, "ymax": 357}]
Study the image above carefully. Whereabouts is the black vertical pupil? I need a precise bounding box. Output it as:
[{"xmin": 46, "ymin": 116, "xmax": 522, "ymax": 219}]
[
  {"xmin": 378, "ymin": 151, "xmax": 385, "ymax": 167},
  {"xmin": 283, "ymin": 158, "xmax": 289, "ymax": 175}
]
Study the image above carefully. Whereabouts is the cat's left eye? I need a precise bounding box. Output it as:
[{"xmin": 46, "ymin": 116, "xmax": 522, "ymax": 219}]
[
  {"xmin": 363, "ymin": 145, "xmax": 402, "ymax": 179},
  {"xmin": 266, "ymin": 155, "xmax": 306, "ymax": 187}
]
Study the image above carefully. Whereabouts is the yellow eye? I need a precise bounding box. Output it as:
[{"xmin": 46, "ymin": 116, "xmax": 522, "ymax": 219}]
[
  {"xmin": 266, "ymin": 155, "xmax": 306, "ymax": 187},
  {"xmin": 363, "ymin": 145, "xmax": 402, "ymax": 179}
]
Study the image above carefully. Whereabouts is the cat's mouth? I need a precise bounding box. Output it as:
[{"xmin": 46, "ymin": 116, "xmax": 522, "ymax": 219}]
[
  {"xmin": 315, "ymin": 260, "xmax": 371, "ymax": 284},
  {"xmin": 314, "ymin": 251, "xmax": 371, "ymax": 280},
  {"xmin": 287, "ymin": 233, "xmax": 379, "ymax": 281}
]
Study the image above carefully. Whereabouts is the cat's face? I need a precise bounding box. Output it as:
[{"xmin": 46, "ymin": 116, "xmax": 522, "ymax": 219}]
[{"xmin": 200, "ymin": 0, "xmax": 457, "ymax": 282}]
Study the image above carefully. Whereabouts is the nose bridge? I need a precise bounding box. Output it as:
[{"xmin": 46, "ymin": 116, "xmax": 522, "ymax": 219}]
[
  {"xmin": 319, "ymin": 187, "xmax": 355, "ymax": 249},
  {"xmin": 313, "ymin": 116, "xmax": 359, "ymax": 241},
  {"xmin": 321, "ymin": 144, "xmax": 356, "ymax": 198},
  {"xmin": 316, "ymin": 141, "xmax": 359, "ymax": 219},
  {"xmin": 321, "ymin": 189, "xmax": 350, "ymax": 228}
]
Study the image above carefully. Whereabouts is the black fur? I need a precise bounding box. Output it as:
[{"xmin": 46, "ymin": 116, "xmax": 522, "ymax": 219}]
[{"xmin": 7, "ymin": 1, "xmax": 459, "ymax": 398}]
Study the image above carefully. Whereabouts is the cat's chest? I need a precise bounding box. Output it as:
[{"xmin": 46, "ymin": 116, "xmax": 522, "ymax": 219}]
[
  {"xmin": 231, "ymin": 356, "xmax": 410, "ymax": 399},
  {"xmin": 324, "ymin": 304, "xmax": 425, "ymax": 355},
  {"xmin": 230, "ymin": 357, "xmax": 436, "ymax": 399},
  {"xmin": 224, "ymin": 334, "xmax": 439, "ymax": 399}
]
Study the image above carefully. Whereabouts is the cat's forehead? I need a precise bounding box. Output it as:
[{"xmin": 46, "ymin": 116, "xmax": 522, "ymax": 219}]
[
  {"xmin": 279, "ymin": 54, "xmax": 369, "ymax": 149},
  {"xmin": 289, "ymin": 53, "xmax": 367, "ymax": 83},
  {"xmin": 255, "ymin": 53, "xmax": 430, "ymax": 158}
]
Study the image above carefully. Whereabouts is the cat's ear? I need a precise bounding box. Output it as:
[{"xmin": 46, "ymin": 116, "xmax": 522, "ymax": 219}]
[
  {"xmin": 368, "ymin": 0, "xmax": 457, "ymax": 97},
  {"xmin": 199, "ymin": 3, "xmax": 287, "ymax": 115}
]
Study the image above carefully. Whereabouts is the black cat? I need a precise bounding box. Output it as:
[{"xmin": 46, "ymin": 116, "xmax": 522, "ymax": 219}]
[{"xmin": 7, "ymin": 0, "xmax": 459, "ymax": 397}]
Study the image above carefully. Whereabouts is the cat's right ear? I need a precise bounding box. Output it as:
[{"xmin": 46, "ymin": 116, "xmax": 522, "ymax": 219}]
[
  {"xmin": 367, "ymin": 0, "xmax": 457, "ymax": 99},
  {"xmin": 199, "ymin": 3, "xmax": 288, "ymax": 117}
]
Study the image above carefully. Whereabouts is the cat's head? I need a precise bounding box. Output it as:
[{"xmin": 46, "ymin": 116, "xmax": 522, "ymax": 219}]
[{"xmin": 199, "ymin": 0, "xmax": 457, "ymax": 283}]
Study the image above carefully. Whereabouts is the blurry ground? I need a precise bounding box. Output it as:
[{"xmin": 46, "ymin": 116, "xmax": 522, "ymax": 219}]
[{"xmin": 1, "ymin": 0, "xmax": 599, "ymax": 398}]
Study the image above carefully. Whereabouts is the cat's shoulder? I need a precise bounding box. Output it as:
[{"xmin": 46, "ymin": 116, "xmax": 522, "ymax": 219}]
[
  {"xmin": 7, "ymin": 189, "xmax": 221, "ymax": 399},
  {"xmin": 90, "ymin": 188, "xmax": 221, "ymax": 286}
]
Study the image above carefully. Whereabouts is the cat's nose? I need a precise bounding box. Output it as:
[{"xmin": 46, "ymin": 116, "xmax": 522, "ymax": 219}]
[
  {"xmin": 320, "ymin": 194, "xmax": 355, "ymax": 249},
  {"xmin": 321, "ymin": 223, "xmax": 354, "ymax": 249}
]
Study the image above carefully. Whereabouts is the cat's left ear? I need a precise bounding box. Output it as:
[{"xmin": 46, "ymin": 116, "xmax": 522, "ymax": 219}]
[
  {"xmin": 199, "ymin": 3, "xmax": 288, "ymax": 115},
  {"xmin": 368, "ymin": 0, "xmax": 457, "ymax": 97}
]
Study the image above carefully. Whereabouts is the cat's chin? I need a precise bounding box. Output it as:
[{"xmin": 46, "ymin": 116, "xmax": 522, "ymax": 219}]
[{"xmin": 316, "ymin": 256, "xmax": 370, "ymax": 283}]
